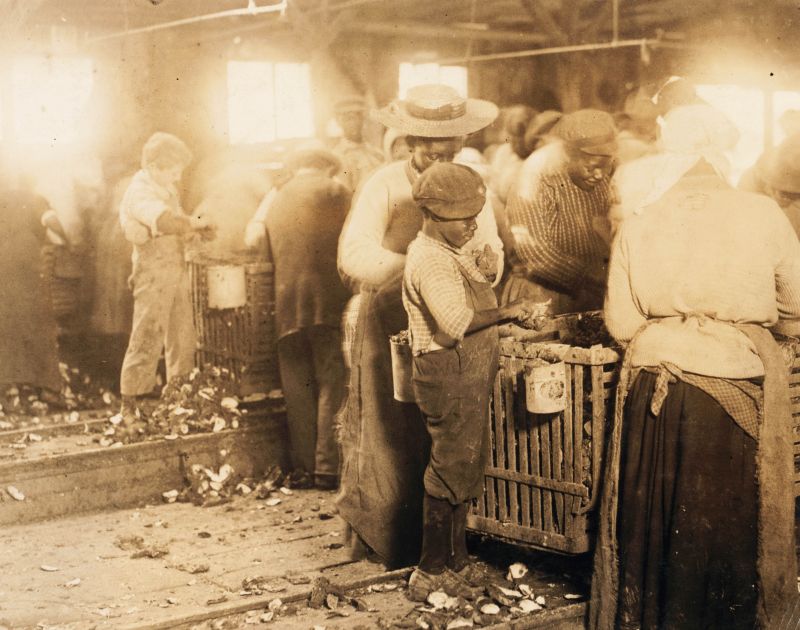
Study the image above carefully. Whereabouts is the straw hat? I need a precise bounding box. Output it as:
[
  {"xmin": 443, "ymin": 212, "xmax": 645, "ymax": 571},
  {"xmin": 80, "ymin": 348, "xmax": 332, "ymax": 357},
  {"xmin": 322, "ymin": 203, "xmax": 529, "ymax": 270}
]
[{"xmin": 372, "ymin": 84, "xmax": 499, "ymax": 138}]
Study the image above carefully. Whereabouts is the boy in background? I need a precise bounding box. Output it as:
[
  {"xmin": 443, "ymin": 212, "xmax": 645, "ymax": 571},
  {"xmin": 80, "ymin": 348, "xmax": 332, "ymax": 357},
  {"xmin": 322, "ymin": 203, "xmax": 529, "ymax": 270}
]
[{"xmin": 118, "ymin": 132, "xmax": 214, "ymax": 426}]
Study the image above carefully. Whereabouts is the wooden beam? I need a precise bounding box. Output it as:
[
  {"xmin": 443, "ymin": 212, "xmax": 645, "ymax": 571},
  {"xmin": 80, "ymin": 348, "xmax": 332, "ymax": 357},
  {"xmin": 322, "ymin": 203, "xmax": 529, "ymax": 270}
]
[{"xmin": 342, "ymin": 20, "xmax": 548, "ymax": 44}]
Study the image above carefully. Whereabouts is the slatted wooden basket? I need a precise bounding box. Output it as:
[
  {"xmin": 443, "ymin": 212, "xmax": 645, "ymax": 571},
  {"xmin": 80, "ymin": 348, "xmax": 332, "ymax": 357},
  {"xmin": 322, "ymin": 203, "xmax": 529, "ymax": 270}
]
[
  {"xmin": 468, "ymin": 317, "xmax": 800, "ymax": 555},
  {"xmin": 188, "ymin": 252, "xmax": 279, "ymax": 396}
]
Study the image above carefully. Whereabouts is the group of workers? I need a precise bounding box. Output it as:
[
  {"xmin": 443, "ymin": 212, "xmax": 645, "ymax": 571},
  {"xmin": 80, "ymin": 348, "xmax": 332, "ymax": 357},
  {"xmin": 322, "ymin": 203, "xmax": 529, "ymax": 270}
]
[
  {"xmin": 329, "ymin": 80, "xmax": 800, "ymax": 627},
  {"xmin": 5, "ymin": 73, "xmax": 800, "ymax": 629}
]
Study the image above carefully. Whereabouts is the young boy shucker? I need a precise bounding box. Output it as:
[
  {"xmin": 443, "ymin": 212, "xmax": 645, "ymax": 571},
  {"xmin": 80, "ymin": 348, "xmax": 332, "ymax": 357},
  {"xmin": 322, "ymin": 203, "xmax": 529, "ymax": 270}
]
[{"xmin": 402, "ymin": 162, "xmax": 537, "ymax": 600}]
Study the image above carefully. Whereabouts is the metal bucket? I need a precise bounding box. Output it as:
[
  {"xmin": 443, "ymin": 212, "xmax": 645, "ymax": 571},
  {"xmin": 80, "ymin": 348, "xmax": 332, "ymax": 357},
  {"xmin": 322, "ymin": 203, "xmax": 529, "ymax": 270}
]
[
  {"xmin": 524, "ymin": 360, "xmax": 567, "ymax": 414},
  {"xmin": 389, "ymin": 336, "xmax": 415, "ymax": 403},
  {"xmin": 206, "ymin": 265, "xmax": 247, "ymax": 309}
]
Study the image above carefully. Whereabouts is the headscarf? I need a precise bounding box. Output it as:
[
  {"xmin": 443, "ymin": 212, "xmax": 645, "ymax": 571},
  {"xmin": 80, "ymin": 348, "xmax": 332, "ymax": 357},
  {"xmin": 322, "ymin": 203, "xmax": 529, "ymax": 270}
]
[{"xmin": 613, "ymin": 103, "xmax": 739, "ymax": 222}]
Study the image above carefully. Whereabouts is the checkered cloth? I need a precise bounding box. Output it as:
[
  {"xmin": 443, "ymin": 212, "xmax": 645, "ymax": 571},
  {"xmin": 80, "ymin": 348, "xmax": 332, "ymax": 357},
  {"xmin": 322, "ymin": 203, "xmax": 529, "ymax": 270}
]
[
  {"xmin": 507, "ymin": 170, "xmax": 611, "ymax": 293},
  {"xmin": 403, "ymin": 232, "xmax": 486, "ymax": 356},
  {"xmin": 638, "ymin": 363, "xmax": 762, "ymax": 439}
]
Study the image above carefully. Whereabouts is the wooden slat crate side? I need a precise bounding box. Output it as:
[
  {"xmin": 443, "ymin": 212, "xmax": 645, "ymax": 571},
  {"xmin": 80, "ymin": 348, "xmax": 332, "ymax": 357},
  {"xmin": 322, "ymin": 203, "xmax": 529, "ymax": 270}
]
[
  {"xmin": 466, "ymin": 514, "xmax": 590, "ymax": 554},
  {"xmin": 504, "ymin": 358, "xmax": 520, "ymax": 527},
  {"xmin": 188, "ymin": 258, "xmax": 279, "ymax": 395},
  {"xmin": 513, "ymin": 358, "xmax": 533, "ymax": 529},
  {"xmin": 471, "ymin": 341, "xmax": 616, "ymax": 552}
]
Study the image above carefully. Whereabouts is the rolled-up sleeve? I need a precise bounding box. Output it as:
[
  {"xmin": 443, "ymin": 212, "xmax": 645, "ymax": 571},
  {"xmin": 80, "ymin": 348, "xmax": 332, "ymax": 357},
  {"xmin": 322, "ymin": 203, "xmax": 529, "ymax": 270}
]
[
  {"xmin": 416, "ymin": 257, "xmax": 473, "ymax": 341},
  {"xmin": 123, "ymin": 178, "xmax": 171, "ymax": 236}
]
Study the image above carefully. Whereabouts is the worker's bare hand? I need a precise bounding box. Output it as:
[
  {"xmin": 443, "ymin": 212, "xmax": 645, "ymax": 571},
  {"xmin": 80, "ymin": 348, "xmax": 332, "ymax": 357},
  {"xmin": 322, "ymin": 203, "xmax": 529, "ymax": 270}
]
[{"xmin": 504, "ymin": 298, "xmax": 551, "ymax": 322}]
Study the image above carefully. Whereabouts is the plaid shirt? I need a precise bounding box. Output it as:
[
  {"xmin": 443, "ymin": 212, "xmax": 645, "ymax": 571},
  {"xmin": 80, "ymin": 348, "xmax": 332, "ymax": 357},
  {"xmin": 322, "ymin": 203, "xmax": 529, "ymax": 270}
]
[
  {"xmin": 507, "ymin": 169, "xmax": 611, "ymax": 292},
  {"xmin": 403, "ymin": 232, "xmax": 486, "ymax": 355}
]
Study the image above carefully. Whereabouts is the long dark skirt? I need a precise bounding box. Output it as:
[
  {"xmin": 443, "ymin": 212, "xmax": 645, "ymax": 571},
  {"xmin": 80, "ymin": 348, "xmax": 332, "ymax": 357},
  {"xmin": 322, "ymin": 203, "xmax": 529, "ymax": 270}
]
[{"xmin": 616, "ymin": 372, "xmax": 759, "ymax": 630}]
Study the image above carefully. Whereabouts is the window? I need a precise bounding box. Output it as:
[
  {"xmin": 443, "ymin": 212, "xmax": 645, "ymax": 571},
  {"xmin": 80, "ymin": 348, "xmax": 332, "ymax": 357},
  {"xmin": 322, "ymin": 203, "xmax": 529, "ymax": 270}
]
[
  {"xmin": 226, "ymin": 60, "xmax": 314, "ymax": 144},
  {"xmin": 398, "ymin": 62, "xmax": 468, "ymax": 99},
  {"xmin": 11, "ymin": 55, "xmax": 94, "ymax": 145},
  {"xmin": 695, "ymin": 84, "xmax": 764, "ymax": 185}
]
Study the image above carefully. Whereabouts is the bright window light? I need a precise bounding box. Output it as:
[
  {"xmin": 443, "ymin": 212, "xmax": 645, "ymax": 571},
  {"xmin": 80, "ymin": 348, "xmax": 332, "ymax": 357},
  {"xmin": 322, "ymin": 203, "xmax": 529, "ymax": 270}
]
[
  {"xmin": 399, "ymin": 62, "xmax": 468, "ymax": 99},
  {"xmin": 773, "ymin": 91, "xmax": 800, "ymax": 144},
  {"xmin": 12, "ymin": 55, "xmax": 94, "ymax": 145},
  {"xmin": 695, "ymin": 84, "xmax": 764, "ymax": 185},
  {"xmin": 227, "ymin": 61, "xmax": 314, "ymax": 144}
]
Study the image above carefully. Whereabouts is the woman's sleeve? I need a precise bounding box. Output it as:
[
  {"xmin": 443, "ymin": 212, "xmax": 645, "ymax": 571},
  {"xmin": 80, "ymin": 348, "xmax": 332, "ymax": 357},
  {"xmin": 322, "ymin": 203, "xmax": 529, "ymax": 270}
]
[{"xmin": 604, "ymin": 224, "xmax": 647, "ymax": 344}]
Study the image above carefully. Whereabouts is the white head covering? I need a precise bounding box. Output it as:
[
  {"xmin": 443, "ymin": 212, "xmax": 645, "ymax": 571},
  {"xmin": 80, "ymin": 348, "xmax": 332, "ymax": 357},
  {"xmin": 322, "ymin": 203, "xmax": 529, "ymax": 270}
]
[{"xmin": 613, "ymin": 104, "xmax": 739, "ymax": 222}]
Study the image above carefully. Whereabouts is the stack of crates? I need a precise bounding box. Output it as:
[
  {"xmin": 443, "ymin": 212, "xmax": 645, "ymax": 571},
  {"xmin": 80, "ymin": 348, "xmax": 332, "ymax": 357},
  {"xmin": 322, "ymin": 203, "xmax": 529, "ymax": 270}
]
[{"xmin": 188, "ymin": 252, "xmax": 279, "ymax": 396}]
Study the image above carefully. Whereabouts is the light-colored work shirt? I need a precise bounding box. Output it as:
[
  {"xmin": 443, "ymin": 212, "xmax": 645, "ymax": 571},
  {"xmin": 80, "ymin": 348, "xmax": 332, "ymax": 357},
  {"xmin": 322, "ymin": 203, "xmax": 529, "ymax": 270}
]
[
  {"xmin": 606, "ymin": 173, "xmax": 800, "ymax": 379},
  {"xmin": 403, "ymin": 232, "xmax": 487, "ymax": 355},
  {"xmin": 119, "ymin": 169, "xmax": 180, "ymax": 241},
  {"xmin": 339, "ymin": 159, "xmax": 503, "ymax": 289}
]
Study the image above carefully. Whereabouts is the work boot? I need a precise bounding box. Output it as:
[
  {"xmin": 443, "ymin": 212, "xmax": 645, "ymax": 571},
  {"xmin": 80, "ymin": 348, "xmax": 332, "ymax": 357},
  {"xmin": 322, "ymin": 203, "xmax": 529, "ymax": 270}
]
[
  {"xmin": 314, "ymin": 473, "xmax": 339, "ymax": 491},
  {"xmin": 407, "ymin": 568, "xmax": 482, "ymax": 602},
  {"xmin": 419, "ymin": 494, "xmax": 453, "ymax": 575},
  {"xmin": 118, "ymin": 396, "xmax": 147, "ymax": 442},
  {"xmin": 449, "ymin": 501, "xmax": 485, "ymax": 586},
  {"xmin": 119, "ymin": 396, "xmax": 141, "ymax": 424},
  {"xmin": 451, "ymin": 562, "xmax": 486, "ymax": 587}
]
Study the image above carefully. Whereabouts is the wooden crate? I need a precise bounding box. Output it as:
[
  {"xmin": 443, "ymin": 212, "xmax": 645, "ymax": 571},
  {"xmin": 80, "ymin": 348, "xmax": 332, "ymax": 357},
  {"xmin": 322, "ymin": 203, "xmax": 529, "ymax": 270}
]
[
  {"xmin": 468, "ymin": 322, "xmax": 800, "ymax": 555},
  {"xmin": 188, "ymin": 253, "xmax": 279, "ymax": 396},
  {"xmin": 467, "ymin": 331, "xmax": 618, "ymax": 554}
]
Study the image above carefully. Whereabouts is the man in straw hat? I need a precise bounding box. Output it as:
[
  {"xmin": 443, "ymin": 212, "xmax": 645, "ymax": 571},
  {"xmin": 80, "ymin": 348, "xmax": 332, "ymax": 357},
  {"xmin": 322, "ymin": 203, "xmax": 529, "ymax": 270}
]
[
  {"xmin": 403, "ymin": 162, "xmax": 538, "ymax": 599},
  {"xmin": 504, "ymin": 109, "xmax": 617, "ymax": 314},
  {"xmin": 331, "ymin": 95, "xmax": 384, "ymax": 194},
  {"xmin": 336, "ymin": 84, "xmax": 503, "ymax": 569}
]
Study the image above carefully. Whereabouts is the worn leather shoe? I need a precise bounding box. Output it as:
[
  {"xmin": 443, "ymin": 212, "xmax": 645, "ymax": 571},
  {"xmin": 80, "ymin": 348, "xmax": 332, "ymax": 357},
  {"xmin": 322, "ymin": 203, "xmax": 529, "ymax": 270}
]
[
  {"xmin": 450, "ymin": 562, "xmax": 487, "ymax": 587},
  {"xmin": 407, "ymin": 568, "xmax": 482, "ymax": 602}
]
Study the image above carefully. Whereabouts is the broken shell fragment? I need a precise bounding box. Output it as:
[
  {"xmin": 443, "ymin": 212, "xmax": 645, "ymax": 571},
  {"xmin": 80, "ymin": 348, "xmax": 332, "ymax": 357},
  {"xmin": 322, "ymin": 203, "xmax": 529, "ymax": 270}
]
[
  {"xmin": 479, "ymin": 603, "xmax": 500, "ymax": 615},
  {"xmin": 507, "ymin": 562, "xmax": 528, "ymax": 581},
  {"xmin": 7, "ymin": 486, "xmax": 25, "ymax": 501},
  {"xmin": 519, "ymin": 599, "xmax": 542, "ymax": 613},
  {"xmin": 220, "ymin": 397, "xmax": 239, "ymax": 410},
  {"xmin": 427, "ymin": 591, "xmax": 448, "ymax": 609}
]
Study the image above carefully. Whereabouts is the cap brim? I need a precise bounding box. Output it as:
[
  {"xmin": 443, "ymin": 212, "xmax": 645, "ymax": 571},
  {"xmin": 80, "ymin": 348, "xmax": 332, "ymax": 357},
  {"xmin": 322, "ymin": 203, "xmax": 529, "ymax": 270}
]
[
  {"xmin": 425, "ymin": 198, "xmax": 485, "ymax": 220},
  {"xmin": 578, "ymin": 141, "xmax": 618, "ymax": 157},
  {"xmin": 371, "ymin": 98, "xmax": 499, "ymax": 138}
]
